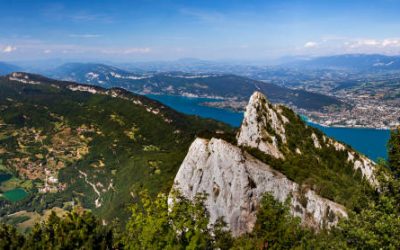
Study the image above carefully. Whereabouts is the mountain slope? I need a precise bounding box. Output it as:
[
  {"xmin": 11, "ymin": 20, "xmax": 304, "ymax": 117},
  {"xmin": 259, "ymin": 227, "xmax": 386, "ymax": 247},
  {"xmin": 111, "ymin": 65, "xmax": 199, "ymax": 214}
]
[
  {"xmin": 172, "ymin": 91, "xmax": 378, "ymax": 235},
  {"xmin": 50, "ymin": 63, "xmax": 343, "ymax": 111},
  {"xmin": 0, "ymin": 62, "xmax": 20, "ymax": 76},
  {"xmin": 237, "ymin": 92, "xmax": 377, "ymax": 188},
  {"xmin": 0, "ymin": 72, "xmax": 234, "ymax": 227},
  {"xmin": 51, "ymin": 63, "xmax": 150, "ymax": 86}
]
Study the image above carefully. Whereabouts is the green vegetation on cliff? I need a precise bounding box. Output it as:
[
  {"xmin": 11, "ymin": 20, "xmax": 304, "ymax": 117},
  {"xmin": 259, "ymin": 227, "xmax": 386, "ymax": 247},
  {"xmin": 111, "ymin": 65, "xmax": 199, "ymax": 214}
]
[{"xmin": 245, "ymin": 104, "xmax": 376, "ymax": 210}]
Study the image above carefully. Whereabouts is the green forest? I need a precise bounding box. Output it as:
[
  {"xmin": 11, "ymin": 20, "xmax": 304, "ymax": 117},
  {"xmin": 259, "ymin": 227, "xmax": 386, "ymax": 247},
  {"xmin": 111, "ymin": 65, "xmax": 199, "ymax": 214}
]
[{"xmin": 1, "ymin": 128, "xmax": 399, "ymax": 249}]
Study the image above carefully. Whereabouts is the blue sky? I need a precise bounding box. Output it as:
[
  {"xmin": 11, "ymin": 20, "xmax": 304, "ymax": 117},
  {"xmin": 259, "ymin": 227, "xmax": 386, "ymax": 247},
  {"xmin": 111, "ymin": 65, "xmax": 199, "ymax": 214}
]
[{"xmin": 0, "ymin": 0, "xmax": 399, "ymax": 61}]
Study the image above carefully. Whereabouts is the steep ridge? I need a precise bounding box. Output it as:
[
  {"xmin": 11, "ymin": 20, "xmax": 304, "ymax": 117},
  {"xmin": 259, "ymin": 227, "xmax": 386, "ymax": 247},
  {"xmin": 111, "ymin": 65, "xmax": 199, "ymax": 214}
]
[
  {"xmin": 238, "ymin": 91, "xmax": 378, "ymax": 187},
  {"xmin": 172, "ymin": 91, "xmax": 378, "ymax": 236}
]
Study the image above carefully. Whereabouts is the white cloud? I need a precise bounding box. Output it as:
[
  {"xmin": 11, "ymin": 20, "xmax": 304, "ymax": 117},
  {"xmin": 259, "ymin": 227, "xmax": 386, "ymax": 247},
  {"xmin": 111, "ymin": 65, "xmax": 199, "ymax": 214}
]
[
  {"xmin": 122, "ymin": 48, "xmax": 151, "ymax": 54},
  {"xmin": 346, "ymin": 38, "xmax": 400, "ymax": 49},
  {"xmin": 347, "ymin": 39, "xmax": 379, "ymax": 48},
  {"xmin": 304, "ymin": 41, "xmax": 318, "ymax": 48},
  {"xmin": 381, "ymin": 39, "xmax": 400, "ymax": 47},
  {"xmin": 43, "ymin": 49, "xmax": 52, "ymax": 54},
  {"xmin": 298, "ymin": 37, "xmax": 400, "ymax": 56},
  {"xmin": 2, "ymin": 45, "xmax": 17, "ymax": 53}
]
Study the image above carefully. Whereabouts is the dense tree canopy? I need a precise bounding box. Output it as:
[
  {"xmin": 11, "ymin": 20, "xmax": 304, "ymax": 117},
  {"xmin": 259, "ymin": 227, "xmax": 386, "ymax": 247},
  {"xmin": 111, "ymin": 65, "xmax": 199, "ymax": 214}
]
[{"xmin": 388, "ymin": 126, "xmax": 400, "ymax": 177}]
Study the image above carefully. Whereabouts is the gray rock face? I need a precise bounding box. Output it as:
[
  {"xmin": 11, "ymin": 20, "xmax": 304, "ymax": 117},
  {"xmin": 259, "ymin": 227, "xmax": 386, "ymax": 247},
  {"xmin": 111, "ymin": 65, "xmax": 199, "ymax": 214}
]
[
  {"xmin": 172, "ymin": 138, "xmax": 347, "ymax": 236},
  {"xmin": 326, "ymin": 137, "xmax": 378, "ymax": 186},
  {"xmin": 237, "ymin": 92, "xmax": 288, "ymax": 159}
]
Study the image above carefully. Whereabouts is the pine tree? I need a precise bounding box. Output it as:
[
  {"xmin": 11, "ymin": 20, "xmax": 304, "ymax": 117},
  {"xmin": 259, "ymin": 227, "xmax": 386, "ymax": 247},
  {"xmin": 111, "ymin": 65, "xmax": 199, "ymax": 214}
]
[
  {"xmin": 0, "ymin": 223, "xmax": 25, "ymax": 250},
  {"xmin": 388, "ymin": 126, "xmax": 400, "ymax": 177}
]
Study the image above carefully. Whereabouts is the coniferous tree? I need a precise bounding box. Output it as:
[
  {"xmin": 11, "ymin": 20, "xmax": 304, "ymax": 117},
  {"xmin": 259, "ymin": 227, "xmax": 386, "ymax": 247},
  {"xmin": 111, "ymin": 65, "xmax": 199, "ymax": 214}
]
[
  {"xmin": 25, "ymin": 210, "xmax": 115, "ymax": 249},
  {"xmin": 0, "ymin": 223, "xmax": 25, "ymax": 250},
  {"xmin": 388, "ymin": 126, "xmax": 400, "ymax": 177}
]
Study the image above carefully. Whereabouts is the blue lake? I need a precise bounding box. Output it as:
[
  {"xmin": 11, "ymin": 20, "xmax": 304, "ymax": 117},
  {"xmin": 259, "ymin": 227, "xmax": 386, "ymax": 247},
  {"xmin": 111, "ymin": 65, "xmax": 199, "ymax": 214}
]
[
  {"xmin": 147, "ymin": 94, "xmax": 244, "ymax": 126},
  {"xmin": 147, "ymin": 94, "xmax": 391, "ymax": 161},
  {"xmin": 0, "ymin": 173, "xmax": 12, "ymax": 185}
]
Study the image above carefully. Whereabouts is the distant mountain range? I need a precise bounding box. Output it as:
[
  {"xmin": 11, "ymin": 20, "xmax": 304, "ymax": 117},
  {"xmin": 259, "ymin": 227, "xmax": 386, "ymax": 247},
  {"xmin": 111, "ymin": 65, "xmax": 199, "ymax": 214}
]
[
  {"xmin": 3, "ymin": 54, "xmax": 400, "ymax": 74},
  {"xmin": 3, "ymin": 54, "xmax": 400, "ymax": 114},
  {"xmin": 48, "ymin": 63, "xmax": 342, "ymax": 111},
  {"xmin": 115, "ymin": 54, "xmax": 400, "ymax": 72},
  {"xmin": 283, "ymin": 54, "xmax": 400, "ymax": 71}
]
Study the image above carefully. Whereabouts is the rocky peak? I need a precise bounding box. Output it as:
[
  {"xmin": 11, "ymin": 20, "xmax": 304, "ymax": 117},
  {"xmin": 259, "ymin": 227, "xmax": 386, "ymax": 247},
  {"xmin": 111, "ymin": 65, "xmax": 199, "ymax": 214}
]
[
  {"xmin": 172, "ymin": 91, "xmax": 380, "ymax": 236},
  {"xmin": 237, "ymin": 91, "xmax": 288, "ymax": 159},
  {"xmin": 237, "ymin": 91, "xmax": 378, "ymax": 186}
]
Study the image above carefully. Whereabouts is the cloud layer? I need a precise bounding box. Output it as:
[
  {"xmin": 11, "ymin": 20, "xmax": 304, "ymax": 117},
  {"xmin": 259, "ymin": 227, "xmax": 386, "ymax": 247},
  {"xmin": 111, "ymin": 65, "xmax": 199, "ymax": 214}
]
[
  {"xmin": 300, "ymin": 37, "xmax": 400, "ymax": 56},
  {"xmin": 2, "ymin": 45, "xmax": 17, "ymax": 53}
]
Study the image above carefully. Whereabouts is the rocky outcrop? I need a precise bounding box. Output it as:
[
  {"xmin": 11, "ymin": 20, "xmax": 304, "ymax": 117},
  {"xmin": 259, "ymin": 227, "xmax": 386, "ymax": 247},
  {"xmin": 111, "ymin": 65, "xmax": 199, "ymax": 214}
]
[
  {"xmin": 347, "ymin": 148, "xmax": 378, "ymax": 186},
  {"xmin": 9, "ymin": 72, "xmax": 41, "ymax": 85},
  {"xmin": 237, "ymin": 92, "xmax": 288, "ymax": 159},
  {"xmin": 327, "ymin": 138, "xmax": 378, "ymax": 186},
  {"xmin": 172, "ymin": 138, "xmax": 347, "ymax": 236},
  {"xmin": 172, "ymin": 91, "xmax": 378, "ymax": 236},
  {"xmin": 238, "ymin": 92, "xmax": 378, "ymax": 186},
  {"xmin": 311, "ymin": 133, "xmax": 322, "ymax": 149}
]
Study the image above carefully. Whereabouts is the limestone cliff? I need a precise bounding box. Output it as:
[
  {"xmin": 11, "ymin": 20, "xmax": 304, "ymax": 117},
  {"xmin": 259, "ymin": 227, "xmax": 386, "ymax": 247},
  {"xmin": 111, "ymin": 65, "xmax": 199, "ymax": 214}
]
[
  {"xmin": 173, "ymin": 138, "xmax": 347, "ymax": 236},
  {"xmin": 237, "ymin": 91, "xmax": 288, "ymax": 159},
  {"xmin": 171, "ymin": 91, "xmax": 378, "ymax": 236},
  {"xmin": 237, "ymin": 91, "xmax": 378, "ymax": 186}
]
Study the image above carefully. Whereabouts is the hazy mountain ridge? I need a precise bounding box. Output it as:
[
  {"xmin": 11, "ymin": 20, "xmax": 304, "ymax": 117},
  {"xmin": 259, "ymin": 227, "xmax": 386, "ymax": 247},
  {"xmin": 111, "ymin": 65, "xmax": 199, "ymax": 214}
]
[
  {"xmin": 0, "ymin": 62, "xmax": 21, "ymax": 76},
  {"xmin": 283, "ymin": 54, "xmax": 400, "ymax": 71},
  {"xmin": 49, "ymin": 63, "xmax": 342, "ymax": 111}
]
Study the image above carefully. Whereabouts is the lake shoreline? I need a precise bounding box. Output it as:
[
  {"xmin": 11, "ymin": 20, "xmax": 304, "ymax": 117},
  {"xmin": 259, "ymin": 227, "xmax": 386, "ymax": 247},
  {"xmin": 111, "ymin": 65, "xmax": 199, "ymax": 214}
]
[
  {"xmin": 165, "ymin": 94, "xmax": 394, "ymax": 130},
  {"xmin": 146, "ymin": 94, "xmax": 390, "ymax": 161}
]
